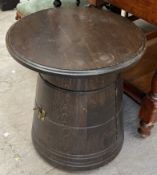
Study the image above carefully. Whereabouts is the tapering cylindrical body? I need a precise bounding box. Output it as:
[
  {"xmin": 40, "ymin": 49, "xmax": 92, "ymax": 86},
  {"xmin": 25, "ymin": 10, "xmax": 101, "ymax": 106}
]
[{"xmin": 32, "ymin": 73, "xmax": 123, "ymax": 170}]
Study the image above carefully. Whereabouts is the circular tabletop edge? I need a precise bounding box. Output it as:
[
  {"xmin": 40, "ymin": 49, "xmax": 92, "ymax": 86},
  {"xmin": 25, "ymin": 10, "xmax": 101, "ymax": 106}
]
[{"xmin": 6, "ymin": 11, "xmax": 146, "ymax": 76}]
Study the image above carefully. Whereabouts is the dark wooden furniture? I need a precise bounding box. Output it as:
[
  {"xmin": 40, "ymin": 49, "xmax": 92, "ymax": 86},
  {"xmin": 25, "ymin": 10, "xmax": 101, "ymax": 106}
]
[
  {"xmin": 88, "ymin": 0, "xmax": 157, "ymax": 137},
  {"xmin": 6, "ymin": 8, "xmax": 145, "ymax": 170}
]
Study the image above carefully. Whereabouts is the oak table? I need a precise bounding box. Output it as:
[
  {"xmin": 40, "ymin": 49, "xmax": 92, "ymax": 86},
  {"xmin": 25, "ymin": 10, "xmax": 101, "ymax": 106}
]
[{"xmin": 6, "ymin": 8, "xmax": 145, "ymax": 170}]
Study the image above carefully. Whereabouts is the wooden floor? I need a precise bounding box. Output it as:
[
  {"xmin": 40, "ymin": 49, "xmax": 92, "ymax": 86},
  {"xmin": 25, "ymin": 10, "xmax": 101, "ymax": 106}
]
[{"xmin": 123, "ymin": 36, "xmax": 157, "ymax": 94}]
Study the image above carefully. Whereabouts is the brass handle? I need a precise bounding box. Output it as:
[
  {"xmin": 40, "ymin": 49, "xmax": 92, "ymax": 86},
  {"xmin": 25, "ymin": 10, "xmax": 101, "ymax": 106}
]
[{"xmin": 33, "ymin": 105, "xmax": 46, "ymax": 121}]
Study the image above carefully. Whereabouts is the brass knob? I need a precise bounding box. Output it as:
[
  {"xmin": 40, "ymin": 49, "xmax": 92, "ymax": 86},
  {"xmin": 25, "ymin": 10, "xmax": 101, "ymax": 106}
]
[{"xmin": 34, "ymin": 106, "xmax": 46, "ymax": 121}]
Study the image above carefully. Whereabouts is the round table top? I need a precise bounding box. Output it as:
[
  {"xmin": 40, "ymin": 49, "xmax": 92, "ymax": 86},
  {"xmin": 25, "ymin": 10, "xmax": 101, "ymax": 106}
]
[{"xmin": 6, "ymin": 8, "xmax": 145, "ymax": 76}]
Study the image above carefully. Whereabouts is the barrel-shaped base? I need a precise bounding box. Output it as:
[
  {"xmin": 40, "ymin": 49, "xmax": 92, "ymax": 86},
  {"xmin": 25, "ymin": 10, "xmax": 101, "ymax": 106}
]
[{"xmin": 32, "ymin": 73, "xmax": 124, "ymax": 171}]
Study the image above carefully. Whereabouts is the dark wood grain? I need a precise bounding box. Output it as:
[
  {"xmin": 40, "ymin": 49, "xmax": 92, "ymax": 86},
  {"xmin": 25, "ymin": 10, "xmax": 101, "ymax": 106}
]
[
  {"xmin": 6, "ymin": 8, "xmax": 145, "ymax": 76},
  {"xmin": 6, "ymin": 8, "xmax": 145, "ymax": 170},
  {"xmin": 123, "ymin": 39, "xmax": 157, "ymax": 93},
  {"xmin": 32, "ymin": 73, "xmax": 124, "ymax": 170}
]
